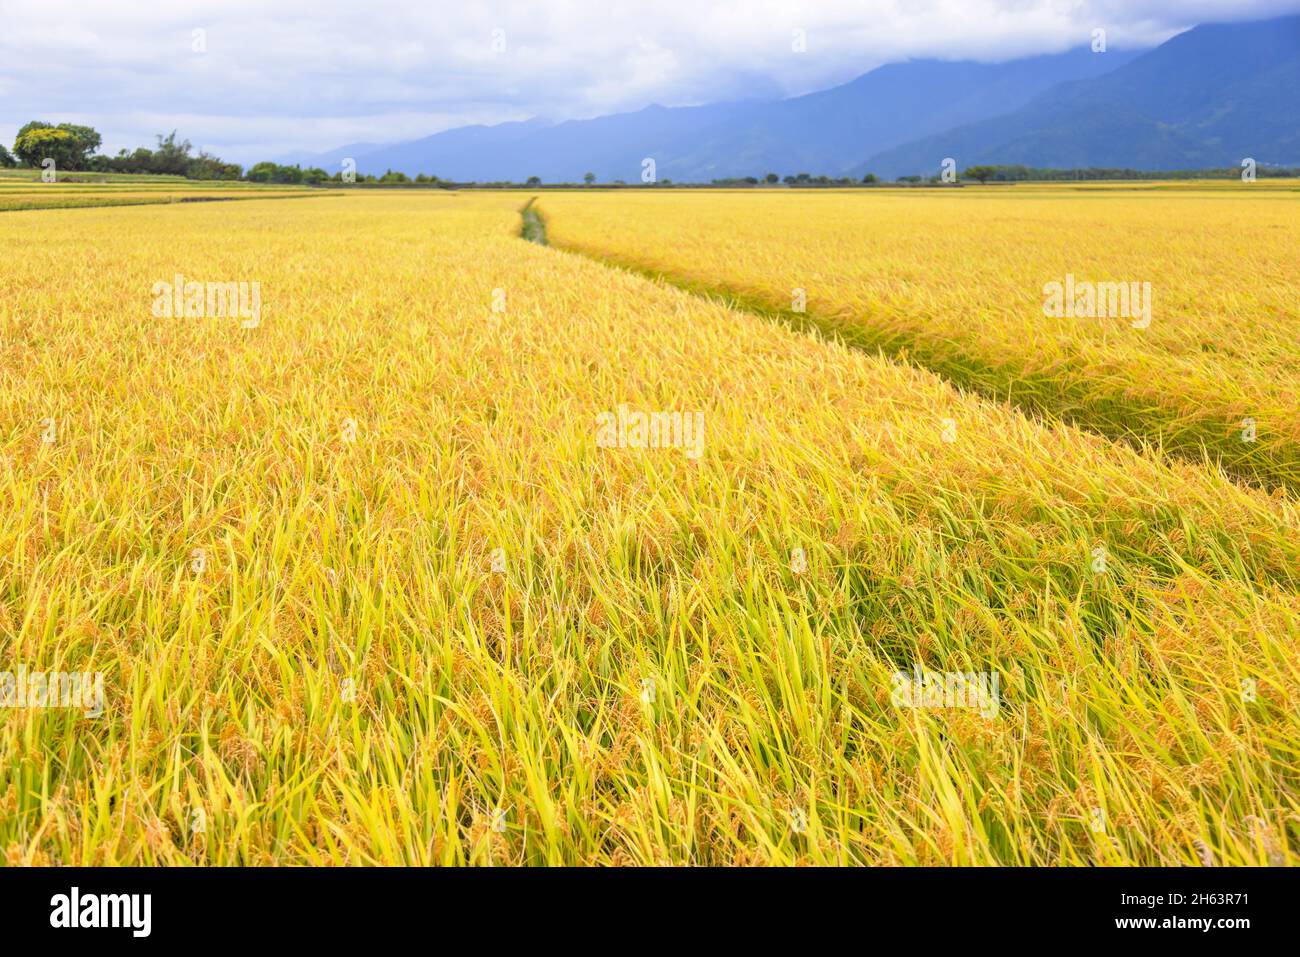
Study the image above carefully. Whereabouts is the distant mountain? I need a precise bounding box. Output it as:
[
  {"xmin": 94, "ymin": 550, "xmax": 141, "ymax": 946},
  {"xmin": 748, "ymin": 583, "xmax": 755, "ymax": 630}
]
[
  {"xmin": 649, "ymin": 48, "xmax": 1141, "ymax": 181},
  {"xmin": 278, "ymin": 142, "xmax": 388, "ymax": 170},
  {"xmin": 861, "ymin": 16, "xmax": 1300, "ymax": 177},
  {"xmin": 298, "ymin": 46, "xmax": 1140, "ymax": 182},
  {"xmin": 358, "ymin": 108, "xmax": 737, "ymax": 181}
]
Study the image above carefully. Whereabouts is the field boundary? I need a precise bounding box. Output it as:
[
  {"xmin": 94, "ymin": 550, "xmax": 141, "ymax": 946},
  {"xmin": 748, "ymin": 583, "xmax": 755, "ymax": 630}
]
[
  {"xmin": 527, "ymin": 206, "xmax": 1297, "ymax": 498},
  {"xmin": 0, "ymin": 191, "xmax": 334, "ymax": 214},
  {"xmin": 518, "ymin": 197, "xmax": 548, "ymax": 244}
]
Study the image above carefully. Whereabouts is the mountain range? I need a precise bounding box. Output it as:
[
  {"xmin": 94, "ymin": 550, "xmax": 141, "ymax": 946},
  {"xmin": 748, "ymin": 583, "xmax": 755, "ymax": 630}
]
[
  {"xmin": 863, "ymin": 15, "xmax": 1300, "ymax": 176},
  {"xmin": 288, "ymin": 15, "xmax": 1300, "ymax": 182}
]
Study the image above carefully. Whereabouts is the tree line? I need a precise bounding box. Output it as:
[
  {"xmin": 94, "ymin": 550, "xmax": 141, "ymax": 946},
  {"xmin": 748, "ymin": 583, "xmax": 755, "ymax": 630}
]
[
  {"xmin": 951, "ymin": 164, "xmax": 1300, "ymax": 183},
  {"xmin": 0, "ymin": 122, "xmax": 457, "ymax": 184},
  {"xmin": 6, "ymin": 123, "xmax": 1294, "ymax": 186},
  {"xmin": 1, "ymin": 123, "xmax": 241, "ymax": 179}
]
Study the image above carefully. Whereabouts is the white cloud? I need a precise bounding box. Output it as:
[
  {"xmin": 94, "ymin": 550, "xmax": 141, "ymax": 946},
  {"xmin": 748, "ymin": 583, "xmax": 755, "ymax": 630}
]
[{"xmin": 1, "ymin": 0, "xmax": 1295, "ymax": 162}]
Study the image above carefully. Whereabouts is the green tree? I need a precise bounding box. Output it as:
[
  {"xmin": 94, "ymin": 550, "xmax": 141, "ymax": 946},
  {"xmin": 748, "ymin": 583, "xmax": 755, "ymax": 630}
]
[
  {"xmin": 58, "ymin": 124, "xmax": 102, "ymax": 158},
  {"xmin": 187, "ymin": 151, "xmax": 243, "ymax": 180},
  {"xmin": 15, "ymin": 120, "xmax": 55, "ymax": 163},
  {"xmin": 121, "ymin": 147, "xmax": 155, "ymax": 174},
  {"xmin": 14, "ymin": 127, "xmax": 80, "ymax": 171},
  {"xmin": 13, "ymin": 121, "xmax": 101, "ymax": 170},
  {"xmin": 964, "ymin": 165, "xmax": 996, "ymax": 184},
  {"xmin": 583, "ymin": 171, "xmax": 595, "ymax": 185},
  {"xmin": 151, "ymin": 131, "xmax": 193, "ymax": 175},
  {"xmin": 861, "ymin": 173, "xmax": 878, "ymax": 184},
  {"xmin": 16, "ymin": 120, "xmax": 53, "ymax": 140},
  {"xmin": 246, "ymin": 161, "xmax": 279, "ymax": 183},
  {"xmin": 0, "ymin": 144, "xmax": 15, "ymax": 168},
  {"xmin": 525, "ymin": 176, "xmax": 541, "ymax": 186}
]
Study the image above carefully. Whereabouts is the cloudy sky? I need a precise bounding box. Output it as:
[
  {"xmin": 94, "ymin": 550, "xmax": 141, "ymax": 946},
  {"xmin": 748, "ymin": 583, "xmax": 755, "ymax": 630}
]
[{"xmin": 2, "ymin": 0, "xmax": 1296, "ymax": 164}]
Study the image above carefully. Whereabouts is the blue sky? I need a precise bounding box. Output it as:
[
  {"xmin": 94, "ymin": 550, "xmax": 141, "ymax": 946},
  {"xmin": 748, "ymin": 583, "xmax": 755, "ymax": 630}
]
[{"xmin": 2, "ymin": 0, "xmax": 1297, "ymax": 164}]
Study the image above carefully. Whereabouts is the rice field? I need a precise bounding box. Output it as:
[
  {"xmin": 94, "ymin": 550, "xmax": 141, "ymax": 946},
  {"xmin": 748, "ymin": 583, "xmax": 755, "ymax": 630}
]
[
  {"xmin": 0, "ymin": 188, "xmax": 1296, "ymax": 866},
  {"xmin": 0, "ymin": 190, "xmax": 321, "ymax": 213},
  {"xmin": 539, "ymin": 187, "xmax": 1300, "ymax": 491},
  {"xmin": 0, "ymin": 172, "xmax": 319, "ymax": 211}
]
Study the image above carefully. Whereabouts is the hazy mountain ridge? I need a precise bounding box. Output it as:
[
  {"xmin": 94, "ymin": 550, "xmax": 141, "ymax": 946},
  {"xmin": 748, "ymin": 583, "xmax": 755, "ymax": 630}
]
[
  {"xmin": 861, "ymin": 16, "xmax": 1300, "ymax": 177},
  {"xmin": 293, "ymin": 47, "xmax": 1140, "ymax": 180},
  {"xmin": 288, "ymin": 15, "xmax": 1298, "ymax": 181}
]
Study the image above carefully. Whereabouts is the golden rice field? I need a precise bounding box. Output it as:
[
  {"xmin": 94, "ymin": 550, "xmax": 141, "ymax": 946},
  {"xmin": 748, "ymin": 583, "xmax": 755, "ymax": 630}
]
[
  {"xmin": 0, "ymin": 188, "xmax": 1297, "ymax": 866},
  {"xmin": 540, "ymin": 186, "xmax": 1300, "ymax": 491},
  {"xmin": 0, "ymin": 172, "xmax": 319, "ymax": 211}
]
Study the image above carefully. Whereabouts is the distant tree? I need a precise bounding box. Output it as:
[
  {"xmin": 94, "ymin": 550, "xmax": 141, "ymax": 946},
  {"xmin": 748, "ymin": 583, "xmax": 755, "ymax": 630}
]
[
  {"xmin": 245, "ymin": 161, "xmax": 313, "ymax": 184},
  {"xmin": 187, "ymin": 151, "xmax": 242, "ymax": 180},
  {"xmin": 583, "ymin": 171, "xmax": 595, "ymax": 185},
  {"xmin": 896, "ymin": 174, "xmax": 921, "ymax": 183},
  {"xmin": 59, "ymin": 124, "xmax": 102, "ymax": 158},
  {"xmin": 246, "ymin": 161, "xmax": 279, "ymax": 183},
  {"xmin": 782, "ymin": 175, "xmax": 796, "ymax": 184},
  {"xmin": 964, "ymin": 165, "xmax": 996, "ymax": 184},
  {"xmin": 0, "ymin": 144, "xmax": 14, "ymax": 168},
  {"xmin": 861, "ymin": 173, "xmax": 878, "ymax": 184},
  {"xmin": 14, "ymin": 127, "xmax": 81, "ymax": 171},
  {"xmin": 765, "ymin": 172, "xmax": 779, "ymax": 183},
  {"xmin": 17, "ymin": 122, "xmax": 102, "ymax": 168},
  {"xmin": 150, "ymin": 130, "xmax": 194, "ymax": 175},
  {"xmin": 415, "ymin": 173, "xmax": 430, "ymax": 183},
  {"xmin": 16, "ymin": 120, "xmax": 53, "ymax": 142},
  {"xmin": 124, "ymin": 147, "xmax": 155, "ymax": 173},
  {"xmin": 379, "ymin": 169, "xmax": 409, "ymax": 183},
  {"xmin": 15, "ymin": 120, "xmax": 105, "ymax": 170},
  {"xmin": 244, "ymin": 162, "xmax": 307, "ymax": 184},
  {"xmin": 526, "ymin": 175, "xmax": 542, "ymax": 186}
]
